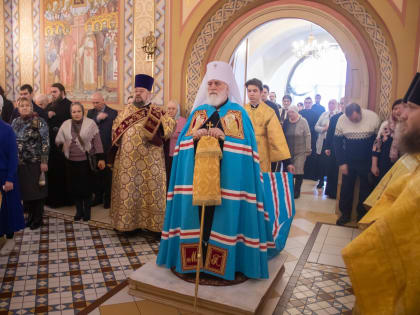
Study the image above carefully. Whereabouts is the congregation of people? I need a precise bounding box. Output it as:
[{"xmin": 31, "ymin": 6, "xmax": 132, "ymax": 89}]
[
  {"xmin": 0, "ymin": 70, "xmax": 407, "ymax": 254},
  {"xmin": 1, "ymin": 59, "xmax": 420, "ymax": 313}
]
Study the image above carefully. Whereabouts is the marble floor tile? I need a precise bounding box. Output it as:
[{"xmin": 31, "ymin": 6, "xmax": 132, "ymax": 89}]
[
  {"xmin": 288, "ymin": 225, "xmax": 311, "ymax": 237},
  {"xmin": 307, "ymin": 251, "xmax": 320, "ymax": 263},
  {"xmin": 321, "ymin": 244, "xmax": 345, "ymax": 256},
  {"xmin": 291, "ymin": 219, "xmax": 316, "ymax": 234},
  {"xmin": 317, "ymin": 253, "xmax": 346, "ymax": 268},
  {"xmin": 323, "ymin": 236, "xmax": 351, "ymax": 247},
  {"xmin": 327, "ymin": 226, "xmax": 353, "ymax": 239}
]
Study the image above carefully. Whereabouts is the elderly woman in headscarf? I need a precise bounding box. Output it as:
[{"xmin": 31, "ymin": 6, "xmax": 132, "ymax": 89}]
[
  {"xmin": 56, "ymin": 102, "xmax": 105, "ymax": 222},
  {"xmin": 11, "ymin": 97, "xmax": 49, "ymax": 230},
  {"xmin": 164, "ymin": 100, "xmax": 187, "ymax": 187},
  {"xmin": 371, "ymin": 98, "xmax": 404, "ymax": 181},
  {"xmin": 283, "ymin": 105, "xmax": 312, "ymax": 198}
]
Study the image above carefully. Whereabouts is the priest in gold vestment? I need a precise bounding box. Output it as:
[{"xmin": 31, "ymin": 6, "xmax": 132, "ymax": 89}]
[
  {"xmin": 244, "ymin": 78, "xmax": 291, "ymax": 172},
  {"xmin": 110, "ymin": 74, "xmax": 175, "ymax": 232},
  {"xmin": 342, "ymin": 73, "xmax": 420, "ymax": 314},
  {"xmin": 359, "ymin": 153, "xmax": 420, "ymax": 229}
]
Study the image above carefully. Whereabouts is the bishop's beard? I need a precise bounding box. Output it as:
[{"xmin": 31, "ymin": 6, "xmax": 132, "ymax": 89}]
[
  {"xmin": 399, "ymin": 123, "xmax": 420, "ymax": 154},
  {"xmin": 207, "ymin": 92, "xmax": 227, "ymax": 107}
]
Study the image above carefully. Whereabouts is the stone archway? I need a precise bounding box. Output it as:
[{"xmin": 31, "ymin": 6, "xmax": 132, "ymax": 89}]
[
  {"xmin": 183, "ymin": 0, "xmax": 395, "ymax": 120},
  {"xmin": 211, "ymin": 5, "xmax": 370, "ymax": 113}
]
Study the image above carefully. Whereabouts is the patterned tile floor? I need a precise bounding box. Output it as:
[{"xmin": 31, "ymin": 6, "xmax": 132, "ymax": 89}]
[
  {"xmin": 0, "ymin": 216, "xmax": 159, "ymax": 315},
  {"xmin": 276, "ymin": 223, "xmax": 356, "ymax": 315},
  {"xmin": 1, "ymin": 180, "xmax": 359, "ymax": 314},
  {"xmin": 282, "ymin": 263, "xmax": 354, "ymax": 314}
]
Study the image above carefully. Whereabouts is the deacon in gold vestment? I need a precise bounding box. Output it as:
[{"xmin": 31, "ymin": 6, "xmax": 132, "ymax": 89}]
[
  {"xmin": 342, "ymin": 73, "xmax": 420, "ymax": 314},
  {"xmin": 244, "ymin": 78, "xmax": 291, "ymax": 172},
  {"xmin": 110, "ymin": 74, "xmax": 175, "ymax": 232},
  {"xmin": 359, "ymin": 153, "xmax": 420, "ymax": 229}
]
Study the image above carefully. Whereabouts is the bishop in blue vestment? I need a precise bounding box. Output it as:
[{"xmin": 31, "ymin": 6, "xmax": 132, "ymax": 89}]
[{"xmin": 156, "ymin": 62, "xmax": 295, "ymax": 280}]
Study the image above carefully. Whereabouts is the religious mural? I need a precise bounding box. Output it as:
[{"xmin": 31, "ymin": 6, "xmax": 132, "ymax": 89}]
[{"xmin": 42, "ymin": 0, "xmax": 120, "ymax": 102}]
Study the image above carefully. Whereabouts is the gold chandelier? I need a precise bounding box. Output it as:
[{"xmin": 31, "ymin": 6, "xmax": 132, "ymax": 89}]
[{"xmin": 292, "ymin": 30, "xmax": 330, "ymax": 59}]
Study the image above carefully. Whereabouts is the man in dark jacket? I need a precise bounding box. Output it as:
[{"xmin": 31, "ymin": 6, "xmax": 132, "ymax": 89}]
[
  {"xmin": 45, "ymin": 83, "xmax": 72, "ymax": 208},
  {"xmin": 0, "ymin": 85, "xmax": 14, "ymax": 123},
  {"xmin": 87, "ymin": 92, "xmax": 117, "ymax": 208},
  {"xmin": 300, "ymin": 97, "xmax": 320, "ymax": 180},
  {"xmin": 324, "ymin": 97, "xmax": 345, "ymax": 198},
  {"xmin": 262, "ymin": 84, "xmax": 281, "ymax": 121},
  {"xmin": 10, "ymin": 85, "xmax": 48, "ymax": 122},
  {"xmin": 312, "ymin": 94, "xmax": 326, "ymax": 117}
]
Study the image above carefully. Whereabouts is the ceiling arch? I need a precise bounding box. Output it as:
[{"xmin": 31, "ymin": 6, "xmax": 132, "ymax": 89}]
[{"xmin": 182, "ymin": 0, "xmax": 396, "ymax": 120}]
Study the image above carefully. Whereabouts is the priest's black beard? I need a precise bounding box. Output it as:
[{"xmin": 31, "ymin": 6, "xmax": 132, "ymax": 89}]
[
  {"xmin": 399, "ymin": 126, "xmax": 420, "ymax": 154},
  {"xmin": 52, "ymin": 94, "xmax": 63, "ymax": 106},
  {"xmin": 133, "ymin": 100, "xmax": 145, "ymax": 108}
]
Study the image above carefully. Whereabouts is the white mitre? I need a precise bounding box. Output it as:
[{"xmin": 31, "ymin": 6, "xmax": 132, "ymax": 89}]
[{"xmin": 192, "ymin": 61, "xmax": 243, "ymax": 110}]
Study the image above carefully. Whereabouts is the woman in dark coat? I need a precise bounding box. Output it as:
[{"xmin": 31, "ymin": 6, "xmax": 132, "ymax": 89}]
[
  {"xmin": 56, "ymin": 102, "xmax": 105, "ymax": 221},
  {"xmin": 11, "ymin": 97, "xmax": 49, "ymax": 230},
  {"xmin": 0, "ymin": 118, "xmax": 25, "ymax": 256},
  {"xmin": 371, "ymin": 99, "xmax": 404, "ymax": 182}
]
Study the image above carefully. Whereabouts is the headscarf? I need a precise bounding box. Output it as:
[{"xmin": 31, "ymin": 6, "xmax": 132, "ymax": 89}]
[
  {"xmin": 373, "ymin": 100, "xmax": 402, "ymax": 162},
  {"xmin": 192, "ymin": 61, "xmax": 242, "ymax": 110},
  {"xmin": 388, "ymin": 100, "xmax": 403, "ymax": 161},
  {"xmin": 70, "ymin": 102, "xmax": 85, "ymax": 136}
]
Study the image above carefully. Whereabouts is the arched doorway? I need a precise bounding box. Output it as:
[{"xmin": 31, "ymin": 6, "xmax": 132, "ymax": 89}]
[
  {"xmin": 228, "ymin": 19, "xmax": 348, "ymax": 106},
  {"xmin": 183, "ymin": 0, "xmax": 395, "ymax": 120}
]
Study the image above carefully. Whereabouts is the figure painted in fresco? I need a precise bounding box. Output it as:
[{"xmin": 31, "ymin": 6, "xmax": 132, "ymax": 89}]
[
  {"xmin": 95, "ymin": 27, "xmax": 106, "ymax": 90},
  {"xmin": 79, "ymin": 24, "xmax": 98, "ymax": 91},
  {"xmin": 46, "ymin": 39, "xmax": 60, "ymax": 83},
  {"xmin": 103, "ymin": 30, "xmax": 117, "ymax": 89},
  {"xmin": 43, "ymin": 0, "xmax": 119, "ymax": 102},
  {"xmin": 59, "ymin": 34, "xmax": 76, "ymax": 91}
]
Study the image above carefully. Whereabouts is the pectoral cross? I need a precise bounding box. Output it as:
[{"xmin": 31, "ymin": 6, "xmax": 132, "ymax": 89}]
[{"xmin": 206, "ymin": 121, "xmax": 213, "ymax": 130}]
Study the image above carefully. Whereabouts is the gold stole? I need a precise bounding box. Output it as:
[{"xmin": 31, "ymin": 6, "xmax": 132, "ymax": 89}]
[
  {"xmin": 193, "ymin": 136, "xmax": 222, "ymax": 206},
  {"xmin": 111, "ymin": 107, "xmax": 148, "ymax": 147},
  {"xmin": 181, "ymin": 136, "xmax": 228, "ymax": 276}
]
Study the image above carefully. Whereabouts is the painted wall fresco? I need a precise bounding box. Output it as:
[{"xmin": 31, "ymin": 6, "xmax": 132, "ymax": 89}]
[{"xmin": 42, "ymin": 0, "xmax": 120, "ymax": 102}]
